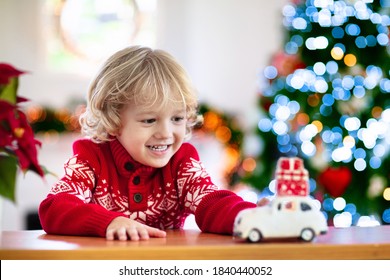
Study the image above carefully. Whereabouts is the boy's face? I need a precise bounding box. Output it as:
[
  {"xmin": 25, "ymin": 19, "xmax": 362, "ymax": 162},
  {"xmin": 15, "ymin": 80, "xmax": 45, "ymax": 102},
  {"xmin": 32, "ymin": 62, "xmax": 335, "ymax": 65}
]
[{"xmin": 116, "ymin": 99, "xmax": 187, "ymax": 168}]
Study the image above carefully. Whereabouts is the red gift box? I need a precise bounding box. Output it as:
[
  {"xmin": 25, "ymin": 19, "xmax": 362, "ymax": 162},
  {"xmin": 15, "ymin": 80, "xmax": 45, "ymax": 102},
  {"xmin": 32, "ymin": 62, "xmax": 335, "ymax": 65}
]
[{"xmin": 275, "ymin": 157, "xmax": 309, "ymax": 196}]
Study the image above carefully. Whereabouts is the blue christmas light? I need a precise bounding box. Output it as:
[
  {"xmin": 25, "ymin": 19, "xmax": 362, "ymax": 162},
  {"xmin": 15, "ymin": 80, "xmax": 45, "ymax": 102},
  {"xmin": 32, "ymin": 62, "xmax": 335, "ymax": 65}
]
[
  {"xmin": 332, "ymin": 87, "xmax": 350, "ymax": 100},
  {"xmin": 258, "ymin": 118, "xmax": 272, "ymax": 132},
  {"xmin": 292, "ymin": 17, "xmax": 308, "ymax": 30},
  {"xmin": 305, "ymin": 5, "xmax": 317, "ymax": 18},
  {"xmin": 309, "ymin": 178, "xmax": 317, "ymax": 193},
  {"xmin": 353, "ymin": 86, "xmax": 366, "ymax": 98},
  {"xmin": 331, "ymin": 128, "xmax": 343, "ymax": 145},
  {"xmin": 377, "ymin": 24, "xmax": 388, "ymax": 34},
  {"xmin": 282, "ymin": 4, "xmax": 296, "ymax": 17},
  {"xmin": 277, "ymin": 134, "xmax": 290, "ymax": 145},
  {"xmin": 354, "ymin": 148, "xmax": 367, "ymax": 159},
  {"xmin": 373, "ymin": 144, "xmax": 386, "ymax": 157},
  {"xmin": 288, "ymin": 100, "xmax": 300, "ymax": 114},
  {"xmin": 321, "ymin": 129, "xmax": 333, "ymax": 143},
  {"xmin": 326, "ymin": 61, "xmax": 338, "ymax": 74},
  {"xmin": 331, "ymin": 26, "xmax": 344, "ymax": 38},
  {"xmin": 313, "ymin": 62, "xmax": 326, "ymax": 75},
  {"xmin": 301, "ymin": 141, "xmax": 316, "ymax": 156},
  {"xmin": 275, "ymin": 94, "xmax": 290, "ymax": 106},
  {"xmin": 379, "ymin": 79, "xmax": 390, "ymax": 93},
  {"xmin": 278, "ymin": 143, "xmax": 293, "ymax": 153},
  {"xmin": 322, "ymin": 93, "xmax": 335, "ymax": 106},
  {"xmin": 377, "ymin": 33, "xmax": 389, "ymax": 45},
  {"xmin": 334, "ymin": 42, "xmax": 346, "ymax": 52},
  {"xmin": 273, "ymin": 120, "xmax": 289, "ymax": 135},
  {"xmin": 355, "ymin": 36, "xmax": 367, "ymax": 48},
  {"xmin": 354, "ymin": 158, "xmax": 367, "ymax": 171},
  {"xmin": 344, "ymin": 203, "xmax": 357, "ymax": 215},
  {"xmin": 344, "ymin": 117, "xmax": 361, "ymax": 131},
  {"xmin": 318, "ymin": 9, "xmax": 332, "ymax": 27},
  {"xmin": 342, "ymin": 75, "xmax": 354, "ymax": 90},
  {"xmin": 383, "ymin": 209, "xmax": 390, "ymax": 223},
  {"xmin": 346, "ymin": 23, "xmax": 361, "ymax": 36},
  {"xmin": 320, "ymin": 104, "xmax": 332, "ymax": 116},
  {"xmin": 263, "ymin": 65, "xmax": 278, "ymax": 79},
  {"xmin": 323, "ymin": 198, "xmax": 334, "ymax": 211},
  {"xmin": 291, "ymin": 34, "xmax": 304, "ymax": 46},
  {"xmin": 285, "ymin": 41, "xmax": 299, "ymax": 54},
  {"xmin": 366, "ymin": 34, "xmax": 377, "ymax": 46},
  {"xmin": 370, "ymin": 12, "xmax": 382, "ymax": 24},
  {"xmin": 369, "ymin": 156, "xmax": 382, "ymax": 169},
  {"xmin": 354, "ymin": 75, "xmax": 365, "ymax": 86}
]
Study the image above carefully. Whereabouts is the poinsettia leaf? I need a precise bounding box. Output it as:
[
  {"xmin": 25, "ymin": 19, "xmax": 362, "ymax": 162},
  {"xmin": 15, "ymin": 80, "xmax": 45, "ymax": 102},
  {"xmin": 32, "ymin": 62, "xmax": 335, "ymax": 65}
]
[
  {"xmin": 0, "ymin": 155, "xmax": 17, "ymax": 202},
  {"xmin": 0, "ymin": 77, "xmax": 19, "ymax": 104}
]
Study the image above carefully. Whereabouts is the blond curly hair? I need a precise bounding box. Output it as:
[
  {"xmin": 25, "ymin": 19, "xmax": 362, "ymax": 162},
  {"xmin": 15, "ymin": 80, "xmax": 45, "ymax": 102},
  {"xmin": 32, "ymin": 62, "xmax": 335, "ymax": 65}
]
[{"xmin": 79, "ymin": 46, "xmax": 201, "ymax": 143}]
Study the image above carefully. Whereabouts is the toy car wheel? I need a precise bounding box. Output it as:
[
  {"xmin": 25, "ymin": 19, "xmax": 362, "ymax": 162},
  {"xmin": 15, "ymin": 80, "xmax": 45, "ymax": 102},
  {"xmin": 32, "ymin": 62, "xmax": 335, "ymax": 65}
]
[
  {"xmin": 300, "ymin": 228, "xmax": 315, "ymax": 242},
  {"xmin": 247, "ymin": 229, "xmax": 262, "ymax": 243}
]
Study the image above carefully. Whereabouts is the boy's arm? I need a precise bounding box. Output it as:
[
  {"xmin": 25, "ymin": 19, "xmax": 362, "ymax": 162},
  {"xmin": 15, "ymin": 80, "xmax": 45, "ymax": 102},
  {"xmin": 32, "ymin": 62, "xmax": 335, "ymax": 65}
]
[
  {"xmin": 39, "ymin": 143, "xmax": 125, "ymax": 237},
  {"xmin": 195, "ymin": 190, "xmax": 256, "ymax": 234},
  {"xmin": 39, "ymin": 192, "xmax": 124, "ymax": 237},
  {"xmin": 174, "ymin": 143, "xmax": 256, "ymax": 234}
]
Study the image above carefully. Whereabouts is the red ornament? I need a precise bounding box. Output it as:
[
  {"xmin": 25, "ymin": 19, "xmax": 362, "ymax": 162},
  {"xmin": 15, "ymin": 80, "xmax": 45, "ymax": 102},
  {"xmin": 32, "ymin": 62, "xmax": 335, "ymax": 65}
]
[
  {"xmin": 317, "ymin": 166, "xmax": 352, "ymax": 197},
  {"xmin": 271, "ymin": 51, "xmax": 306, "ymax": 77},
  {"xmin": 259, "ymin": 96, "xmax": 273, "ymax": 112}
]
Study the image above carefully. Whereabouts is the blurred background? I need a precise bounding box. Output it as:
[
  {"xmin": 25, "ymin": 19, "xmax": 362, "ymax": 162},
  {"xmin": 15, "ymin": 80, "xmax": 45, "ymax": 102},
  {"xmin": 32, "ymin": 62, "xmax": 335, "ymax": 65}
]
[
  {"xmin": 0, "ymin": 0, "xmax": 389, "ymax": 231},
  {"xmin": 0, "ymin": 0, "xmax": 286, "ymax": 230}
]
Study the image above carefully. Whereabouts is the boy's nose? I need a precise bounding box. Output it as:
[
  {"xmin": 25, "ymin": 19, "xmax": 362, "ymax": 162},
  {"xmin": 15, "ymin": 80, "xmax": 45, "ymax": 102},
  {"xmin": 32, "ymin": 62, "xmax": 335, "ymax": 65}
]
[{"xmin": 155, "ymin": 121, "xmax": 172, "ymax": 138}]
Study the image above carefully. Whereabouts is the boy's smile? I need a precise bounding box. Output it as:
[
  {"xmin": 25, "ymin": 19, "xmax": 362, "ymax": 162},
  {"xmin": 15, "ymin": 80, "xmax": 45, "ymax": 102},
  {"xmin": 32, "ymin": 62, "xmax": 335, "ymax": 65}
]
[
  {"xmin": 116, "ymin": 99, "xmax": 187, "ymax": 168},
  {"xmin": 148, "ymin": 145, "xmax": 169, "ymax": 151}
]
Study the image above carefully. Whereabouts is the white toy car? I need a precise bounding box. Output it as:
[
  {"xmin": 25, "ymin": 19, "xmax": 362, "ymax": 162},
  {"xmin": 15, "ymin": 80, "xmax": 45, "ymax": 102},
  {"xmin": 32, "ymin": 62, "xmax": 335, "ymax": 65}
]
[{"xmin": 233, "ymin": 196, "xmax": 328, "ymax": 242}]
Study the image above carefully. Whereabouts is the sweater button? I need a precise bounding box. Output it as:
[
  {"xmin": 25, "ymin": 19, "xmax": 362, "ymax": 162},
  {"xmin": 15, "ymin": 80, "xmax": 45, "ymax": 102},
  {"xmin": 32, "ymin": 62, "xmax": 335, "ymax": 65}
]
[
  {"xmin": 133, "ymin": 176, "xmax": 140, "ymax": 185},
  {"xmin": 124, "ymin": 162, "xmax": 134, "ymax": 171},
  {"xmin": 133, "ymin": 193, "xmax": 143, "ymax": 203}
]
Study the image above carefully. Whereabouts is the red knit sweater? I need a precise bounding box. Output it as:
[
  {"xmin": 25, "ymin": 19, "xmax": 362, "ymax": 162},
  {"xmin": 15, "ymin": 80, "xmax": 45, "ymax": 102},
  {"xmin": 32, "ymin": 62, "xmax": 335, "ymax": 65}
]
[{"xmin": 39, "ymin": 138, "xmax": 256, "ymax": 237}]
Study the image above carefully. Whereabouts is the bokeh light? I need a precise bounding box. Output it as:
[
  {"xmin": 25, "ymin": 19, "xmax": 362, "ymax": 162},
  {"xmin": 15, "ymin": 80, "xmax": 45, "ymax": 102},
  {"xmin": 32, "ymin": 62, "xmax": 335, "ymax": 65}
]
[
  {"xmin": 331, "ymin": 46, "xmax": 344, "ymax": 60},
  {"xmin": 344, "ymin": 54, "xmax": 357, "ymax": 67}
]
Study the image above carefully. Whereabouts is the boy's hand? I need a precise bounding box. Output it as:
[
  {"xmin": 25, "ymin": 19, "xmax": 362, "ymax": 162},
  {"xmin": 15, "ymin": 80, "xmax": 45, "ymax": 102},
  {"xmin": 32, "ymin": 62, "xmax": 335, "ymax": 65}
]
[{"xmin": 106, "ymin": 216, "xmax": 167, "ymax": 241}]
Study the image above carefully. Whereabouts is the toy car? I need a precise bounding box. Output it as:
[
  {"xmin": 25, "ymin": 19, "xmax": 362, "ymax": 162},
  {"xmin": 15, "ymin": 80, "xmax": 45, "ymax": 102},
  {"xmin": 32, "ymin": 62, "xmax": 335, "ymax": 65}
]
[{"xmin": 233, "ymin": 196, "xmax": 328, "ymax": 242}]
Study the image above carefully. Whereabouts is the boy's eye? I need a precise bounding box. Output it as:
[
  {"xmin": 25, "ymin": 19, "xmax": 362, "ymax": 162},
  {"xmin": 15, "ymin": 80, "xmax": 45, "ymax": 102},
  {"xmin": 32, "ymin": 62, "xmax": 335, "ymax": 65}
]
[
  {"xmin": 142, "ymin": 119, "xmax": 156, "ymax": 124},
  {"xmin": 173, "ymin": 116, "xmax": 185, "ymax": 122}
]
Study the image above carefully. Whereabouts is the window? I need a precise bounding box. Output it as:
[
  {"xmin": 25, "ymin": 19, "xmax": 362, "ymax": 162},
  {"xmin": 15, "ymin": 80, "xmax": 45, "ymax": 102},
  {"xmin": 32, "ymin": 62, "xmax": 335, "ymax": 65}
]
[{"xmin": 43, "ymin": 0, "xmax": 157, "ymax": 74}]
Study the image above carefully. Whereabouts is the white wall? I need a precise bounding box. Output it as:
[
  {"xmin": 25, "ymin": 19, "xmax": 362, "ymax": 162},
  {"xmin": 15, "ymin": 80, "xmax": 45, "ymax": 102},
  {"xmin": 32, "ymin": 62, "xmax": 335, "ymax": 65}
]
[
  {"xmin": 157, "ymin": 0, "xmax": 287, "ymax": 128},
  {"xmin": 0, "ymin": 0, "xmax": 287, "ymax": 230}
]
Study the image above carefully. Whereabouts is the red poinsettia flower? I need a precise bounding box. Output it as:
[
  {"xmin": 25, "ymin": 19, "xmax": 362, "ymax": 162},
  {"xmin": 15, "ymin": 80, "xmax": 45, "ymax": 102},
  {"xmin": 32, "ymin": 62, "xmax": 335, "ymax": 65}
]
[
  {"xmin": 0, "ymin": 63, "xmax": 26, "ymax": 85},
  {"xmin": 1, "ymin": 100, "xmax": 43, "ymax": 176},
  {"xmin": 0, "ymin": 63, "xmax": 45, "ymax": 201},
  {"xmin": 0, "ymin": 100, "xmax": 15, "ymax": 147}
]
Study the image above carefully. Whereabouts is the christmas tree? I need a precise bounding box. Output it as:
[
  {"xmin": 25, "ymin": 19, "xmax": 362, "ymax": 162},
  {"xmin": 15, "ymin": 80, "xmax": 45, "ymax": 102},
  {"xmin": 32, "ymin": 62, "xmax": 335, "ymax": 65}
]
[{"xmin": 240, "ymin": 0, "xmax": 390, "ymax": 226}]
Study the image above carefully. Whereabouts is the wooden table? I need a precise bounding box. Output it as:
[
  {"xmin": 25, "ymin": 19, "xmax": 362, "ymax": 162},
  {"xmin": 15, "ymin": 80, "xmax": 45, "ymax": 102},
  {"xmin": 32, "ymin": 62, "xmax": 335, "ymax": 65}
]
[{"xmin": 1, "ymin": 226, "xmax": 390, "ymax": 260}]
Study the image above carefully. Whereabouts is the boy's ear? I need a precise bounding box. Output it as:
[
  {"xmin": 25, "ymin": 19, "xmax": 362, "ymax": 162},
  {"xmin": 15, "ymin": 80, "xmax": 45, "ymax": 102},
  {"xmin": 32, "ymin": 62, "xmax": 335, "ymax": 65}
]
[
  {"xmin": 113, "ymin": 125, "xmax": 123, "ymax": 137},
  {"xmin": 110, "ymin": 130, "xmax": 120, "ymax": 137}
]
